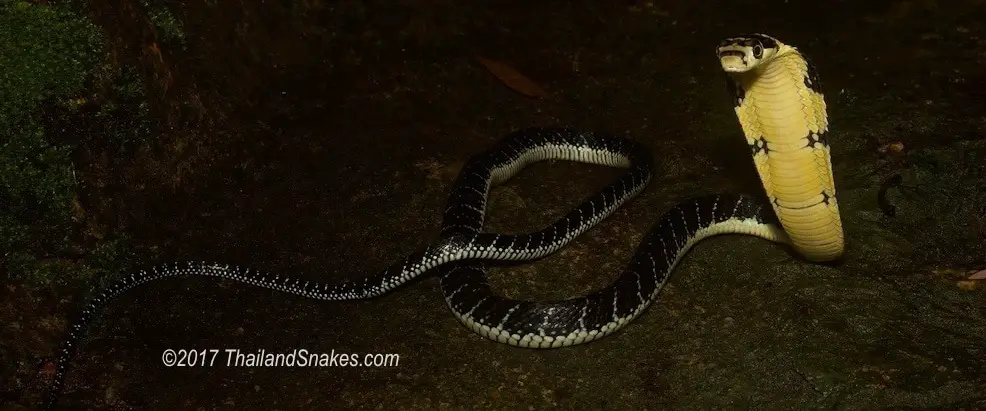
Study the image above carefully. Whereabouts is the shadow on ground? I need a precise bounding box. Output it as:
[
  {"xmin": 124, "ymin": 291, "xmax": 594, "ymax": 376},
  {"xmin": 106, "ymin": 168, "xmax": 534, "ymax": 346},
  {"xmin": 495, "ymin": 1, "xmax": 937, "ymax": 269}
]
[{"xmin": 3, "ymin": 0, "xmax": 986, "ymax": 409}]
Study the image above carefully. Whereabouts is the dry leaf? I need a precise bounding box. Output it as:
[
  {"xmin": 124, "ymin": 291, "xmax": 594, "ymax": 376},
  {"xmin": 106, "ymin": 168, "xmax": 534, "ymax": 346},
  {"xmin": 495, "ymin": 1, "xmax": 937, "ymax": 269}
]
[
  {"xmin": 969, "ymin": 269, "xmax": 986, "ymax": 280},
  {"xmin": 147, "ymin": 42, "xmax": 164, "ymax": 64},
  {"xmin": 475, "ymin": 56, "xmax": 547, "ymax": 98}
]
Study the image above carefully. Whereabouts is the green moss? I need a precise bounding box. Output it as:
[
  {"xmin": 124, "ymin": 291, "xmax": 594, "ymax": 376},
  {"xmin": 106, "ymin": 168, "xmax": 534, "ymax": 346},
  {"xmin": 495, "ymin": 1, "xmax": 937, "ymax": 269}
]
[
  {"xmin": 139, "ymin": 0, "xmax": 185, "ymax": 46},
  {"xmin": 0, "ymin": 1, "xmax": 104, "ymax": 125},
  {"xmin": 1, "ymin": 1, "xmax": 101, "ymax": 217},
  {"xmin": 0, "ymin": 1, "xmax": 140, "ymax": 284}
]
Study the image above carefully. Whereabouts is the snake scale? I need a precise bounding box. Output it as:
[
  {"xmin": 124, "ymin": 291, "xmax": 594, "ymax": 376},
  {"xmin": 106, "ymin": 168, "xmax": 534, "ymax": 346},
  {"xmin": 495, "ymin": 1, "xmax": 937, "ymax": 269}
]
[{"xmin": 43, "ymin": 34, "xmax": 844, "ymax": 409}]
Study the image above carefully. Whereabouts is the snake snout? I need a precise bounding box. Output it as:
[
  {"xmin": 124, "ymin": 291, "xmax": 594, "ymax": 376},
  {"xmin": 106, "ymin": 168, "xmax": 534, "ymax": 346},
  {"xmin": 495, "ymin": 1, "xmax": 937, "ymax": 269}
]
[{"xmin": 718, "ymin": 52, "xmax": 751, "ymax": 72}]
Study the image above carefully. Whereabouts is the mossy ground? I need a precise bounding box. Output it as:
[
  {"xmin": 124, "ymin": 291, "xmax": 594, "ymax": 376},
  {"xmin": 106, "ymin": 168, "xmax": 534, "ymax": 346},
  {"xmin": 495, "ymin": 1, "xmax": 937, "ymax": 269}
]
[
  {"xmin": 2, "ymin": 0, "xmax": 986, "ymax": 409},
  {"xmin": 0, "ymin": 0, "xmax": 153, "ymax": 288}
]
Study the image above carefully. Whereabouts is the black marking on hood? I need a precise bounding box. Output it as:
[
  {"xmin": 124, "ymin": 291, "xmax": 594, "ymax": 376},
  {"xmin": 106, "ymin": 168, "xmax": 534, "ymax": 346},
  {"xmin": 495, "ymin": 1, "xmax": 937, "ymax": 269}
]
[
  {"xmin": 802, "ymin": 53, "xmax": 823, "ymax": 93},
  {"xmin": 805, "ymin": 132, "xmax": 828, "ymax": 148},
  {"xmin": 821, "ymin": 191, "xmax": 834, "ymax": 205},
  {"xmin": 749, "ymin": 137, "xmax": 770, "ymax": 155}
]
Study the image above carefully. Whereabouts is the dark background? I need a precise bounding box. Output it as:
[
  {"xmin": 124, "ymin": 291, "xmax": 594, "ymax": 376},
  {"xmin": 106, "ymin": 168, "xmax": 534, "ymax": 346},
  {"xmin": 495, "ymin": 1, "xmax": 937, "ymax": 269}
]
[{"xmin": 4, "ymin": 0, "xmax": 986, "ymax": 409}]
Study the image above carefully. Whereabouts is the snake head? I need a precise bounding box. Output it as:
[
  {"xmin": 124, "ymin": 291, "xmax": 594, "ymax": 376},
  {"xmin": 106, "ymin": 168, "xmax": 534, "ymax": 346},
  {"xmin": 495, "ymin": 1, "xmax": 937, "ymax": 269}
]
[{"xmin": 716, "ymin": 33, "xmax": 781, "ymax": 73}]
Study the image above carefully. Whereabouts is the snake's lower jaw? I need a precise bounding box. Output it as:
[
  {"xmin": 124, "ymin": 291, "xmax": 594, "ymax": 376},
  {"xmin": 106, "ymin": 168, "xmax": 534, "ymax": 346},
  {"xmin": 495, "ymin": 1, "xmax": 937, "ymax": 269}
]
[{"xmin": 719, "ymin": 57, "xmax": 750, "ymax": 73}]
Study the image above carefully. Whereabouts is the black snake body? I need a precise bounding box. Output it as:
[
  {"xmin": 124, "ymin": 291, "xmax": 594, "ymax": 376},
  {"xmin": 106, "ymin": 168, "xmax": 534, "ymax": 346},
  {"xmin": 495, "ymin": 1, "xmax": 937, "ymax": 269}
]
[{"xmin": 45, "ymin": 128, "xmax": 787, "ymax": 408}]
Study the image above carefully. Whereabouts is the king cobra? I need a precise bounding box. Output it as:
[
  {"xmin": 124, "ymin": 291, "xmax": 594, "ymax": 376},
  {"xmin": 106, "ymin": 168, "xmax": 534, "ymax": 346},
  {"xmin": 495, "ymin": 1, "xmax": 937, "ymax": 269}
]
[{"xmin": 43, "ymin": 34, "xmax": 844, "ymax": 409}]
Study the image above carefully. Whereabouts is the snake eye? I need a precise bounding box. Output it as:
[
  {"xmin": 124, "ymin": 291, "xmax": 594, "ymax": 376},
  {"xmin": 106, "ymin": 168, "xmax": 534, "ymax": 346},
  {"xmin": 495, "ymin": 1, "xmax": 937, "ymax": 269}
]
[{"xmin": 752, "ymin": 44, "xmax": 764, "ymax": 59}]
